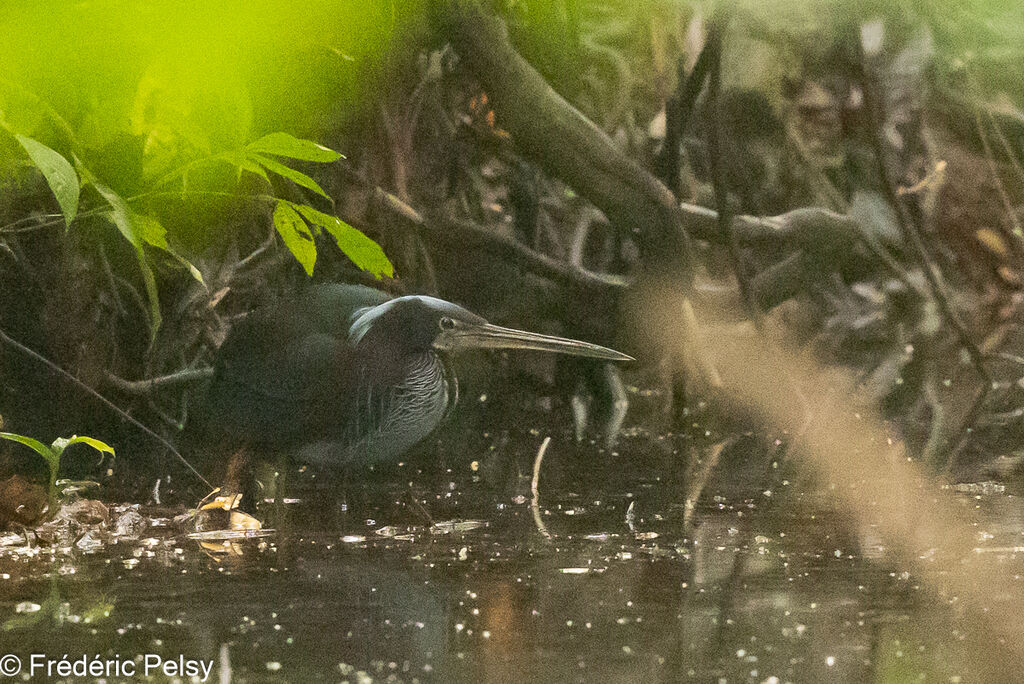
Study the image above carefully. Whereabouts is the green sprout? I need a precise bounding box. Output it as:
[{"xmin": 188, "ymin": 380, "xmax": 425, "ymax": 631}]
[{"xmin": 0, "ymin": 432, "xmax": 114, "ymax": 514}]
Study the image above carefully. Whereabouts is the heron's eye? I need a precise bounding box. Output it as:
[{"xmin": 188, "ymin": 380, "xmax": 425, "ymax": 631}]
[{"xmin": 439, "ymin": 316, "xmax": 456, "ymax": 331}]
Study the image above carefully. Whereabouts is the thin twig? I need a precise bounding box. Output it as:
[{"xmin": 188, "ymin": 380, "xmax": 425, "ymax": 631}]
[
  {"xmin": 236, "ymin": 221, "xmax": 278, "ymax": 271},
  {"xmin": 0, "ymin": 213, "xmax": 63, "ymax": 234},
  {"xmin": 947, "ymin": 383, "xmax": 991, "ymax": 468},
  {"xmin": 338, "ymin": 164, "xmax": 630, "ymax": 295},
  {"xmin": 0, "ymin": 327, "xmax": 212, "ymax": 488},
  {"xmin": 986, "ymin": 109, "xmax": 1024, "ymax": 188},
  {"xmin": 857, "ymin": 36, "xmax": 993, "ymax": 470},
  {"xmin": 974, "ymin": 106, "xmax": 1024, "ymax": 252},
  {"xmin": 683, "ymin": 439, "xmax": 726, "ymax": 533},
  {"xmin": 104, "ymin": 367, "xmax": 214, "ymax": 395},
  {"xmin": 530, "ymin": 436, "xmax": 552, "ymax": 540},
  {"xmin": 986, "ymin": 351, "xmax": 1024, "ymax": 367},
  {"xmin": 856, "ymin": 35, "xmax": 991, "ymax": 388},
  {"xmin": 0, "ymin": 190, "xmax": 279, "ymax": 235}
]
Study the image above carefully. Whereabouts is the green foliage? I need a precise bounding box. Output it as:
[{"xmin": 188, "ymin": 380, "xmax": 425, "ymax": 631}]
[
  {"xmin": 0, "ymin": 1, "xmax": 400, "ymax": 341},
  {"xmin": 0, "ymin": 432, "xmax": 114, "ymax": 514},
  {"xmin": 272, "ymin": 202, "xmax": 318, "ymax": 276},
  {"xmin": 246, "ymin": 132, "xmax": 344, "ymax": 163},
  {"xmin": 293, "ymin": 204, "xmax": 394, "ymax": 278},
  {"xmin": 271, "ymin": 201, "xmax": 395, "ymax": 278},
  {"xmin": 1, "ymin": 111, "xmax": 391, "ymax": 339},
  {"xmin": 14, "ymin": 134, "xmax": 78, "ymax": 227}
]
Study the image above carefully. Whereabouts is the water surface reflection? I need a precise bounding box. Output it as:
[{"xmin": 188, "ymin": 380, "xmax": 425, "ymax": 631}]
[{"xmin": 0, "ymin": 443, "xmax": 1015, "ymax": 683}]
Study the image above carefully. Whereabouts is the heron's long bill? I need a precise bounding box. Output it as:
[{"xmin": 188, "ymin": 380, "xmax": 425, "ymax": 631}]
[{"xmin": 437, "ymin": 322, "xmax": 634, "ymax": 362}]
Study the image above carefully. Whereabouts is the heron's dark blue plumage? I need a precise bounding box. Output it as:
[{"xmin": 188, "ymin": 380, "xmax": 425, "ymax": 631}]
[
  {"xmin": 201, "ymin": 284, "xmax": 465, "ymax": 467},
  {"xmin": 196, "ymin": 282, "xmax": 632, "ymax": 477}
]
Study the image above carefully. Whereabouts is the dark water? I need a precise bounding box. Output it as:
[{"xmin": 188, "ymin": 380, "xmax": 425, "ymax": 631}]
[{"xmin": 0, "ymin": 433, "xmax": 1016, "ymax": 683}]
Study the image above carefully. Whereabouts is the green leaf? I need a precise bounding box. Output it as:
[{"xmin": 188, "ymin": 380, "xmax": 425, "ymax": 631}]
[
  {"xmin": 246, "ymin": 132, "xmax": 342, "ymax": 162},
  {"xmin": 92, "ymin": 182, "xmax": 138, "ymax": 247},
  {"xmin": 236, "ymin": 157, "xmax": 270, "ymax": 183},
  {"xmin": 132, "ymin": 213, "xmax": 204, "ymax": 284},
  {"xmin": 132, "ymin": 212, "xmax": 167, "ymax": 249},
  {"xmin": 273, "ymin": 201, "xmax": 317, "ymax": 275},
  {"xmin": 294, "ymin": 204, "xmax": 394, "ymax": 279},
  {"xmin": 0, "ymin": 432, "xmax": 54, "ymax": 461},
  {"xmin": 92, "ymin": 182, "xmax": 163, "ymax": 338},
  {"xmin": 1, "ymin": 432, "xmax": 59, "ymax": 509},
  {"xmin": 44, "ymin": 436, "xmax": 114, "ymax": 511},
  {"xmin": 249, "ymin": 153, "xmax": 330, "ymax": 199},
  {"xmin": 15, "ymin": 135, "xmax": 79, "ymax": 227},
  {"xmin": 51, "ymin": 436, "xmax": 115, "ymax": 464}
]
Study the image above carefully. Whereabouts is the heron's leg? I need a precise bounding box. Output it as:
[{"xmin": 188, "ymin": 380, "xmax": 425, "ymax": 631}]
[
  {"xmin": 224, "ymin": 448, "xmax": 253, "ymax": 497},
  {"xmin": 196, "ymin": 447, "xmax": 261, "ymax": 531},
  {"xmin": 197, "ymin": 448, "xmax": 250, "ymax": 509}
]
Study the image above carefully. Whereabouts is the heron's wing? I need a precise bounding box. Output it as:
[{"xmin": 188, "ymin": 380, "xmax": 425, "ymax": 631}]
[
  {"xmin": 198, "ymin": 284, "xmax": 392, "ymax": 444},
  {"xmin": 291, "ymin": 283, "xmax": 393, "ymax": 333}
]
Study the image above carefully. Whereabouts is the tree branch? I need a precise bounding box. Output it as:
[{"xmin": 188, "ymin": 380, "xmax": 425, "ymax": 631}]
[
  {"xmin": 104, "ymin": 368, "xmax": 214, "ymax": 396},
  {"xmin": 432, "ymin": 0, "xmax": 696, "ymax": 289}
]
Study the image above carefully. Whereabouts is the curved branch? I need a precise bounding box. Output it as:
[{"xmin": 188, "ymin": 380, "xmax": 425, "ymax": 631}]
[
  {"xmin": 104, "ymin": 368, "xmax": 214, "ymax": 396},
  {"xmin": 432, "ymin": 0, "xmax": 696, "ymax": 288}
]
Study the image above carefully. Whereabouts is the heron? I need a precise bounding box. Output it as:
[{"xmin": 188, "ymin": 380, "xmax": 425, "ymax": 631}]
[{"xmin": 192, "ymin": 283, "xmax": 632, "ymax": 518}]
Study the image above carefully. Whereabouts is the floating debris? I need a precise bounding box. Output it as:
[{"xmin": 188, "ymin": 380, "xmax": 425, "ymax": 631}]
[
  {"xmin": 64, "ymin": 499, "xmax": 109, "ymax": 525},
  {"xmin": 75, "ymin": 530, "xmax": 104, "ymax": 552},
  {"xmin": 113, "ymin": 508, "xmax": 148, "ymax": 538},
  {"xmin": 54, "ymin": 479, "xmax": 101, "ymax": 498},
  {"xmin": 186, "ymin": 529, "xmax": 276, "ymax": 541},
  {"xmin": 430, "ymin": 520, "xmax": 487, "ymax": 535},
  {"xmin": 949, "ymin": 481, "xmax": 1006, "ymax": 496},
  {"xmin": 0, "ymin": 533, "xmax": 25, "ymax": 547},
  {"xmin": 972, "ymin": 546, "xmax": 1024, "ymax": 554},
  {"xmin": 373, "ymin": 526, "xmax": 416, "ymax": 541}
]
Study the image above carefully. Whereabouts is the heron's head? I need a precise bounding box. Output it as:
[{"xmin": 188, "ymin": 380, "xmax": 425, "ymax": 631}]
[{"xmin": 348, "ymin": 295, "xmax": 632, "ymax": 362}]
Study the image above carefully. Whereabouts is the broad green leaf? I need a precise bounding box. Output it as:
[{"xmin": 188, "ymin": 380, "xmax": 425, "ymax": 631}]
[
  {"xmin": 294, "ymin": 204, "xmax": 394, "ymax": 278},
  {"xmin": 235, "ymin": 157, "xmax": 269, "ymax": 183},
  {"xmin": 132, "ymin": 212, "xmax": 167, "ymax": 249},
  {"xmin": 246, "ymin": 132, "xmax": 342, "ymax": 162},
  {"xmin": 92, "ymin": 181, "xmax": 138, "ymax": 247},
  {"xmin": 133, "ymin": 213, "xmax": 204, "ymax": 285},
  {"xmin": 0, "ymin": 432, "xmax": 54, "ymax": 461},
  {"xmin": 15, "ymin": 135, "xmax": 79, "ymax": 227},
  {"xmin": 92, "ymin": 182, "xmax": 163, "ymax": 337},
  {"xmin": 249, "ymin": 153, "xmax": 330, "ymax": 199},
  {"xmin": 1, "ymin": 432, "xmax": 59, "ymax": 508},
  {"xmin": 273, "ymin": 201, "xmax": 317, "ymax": 275},
  {"xmin": 51, "ymin": 435, "xmax": 115, "ymax": 464}
]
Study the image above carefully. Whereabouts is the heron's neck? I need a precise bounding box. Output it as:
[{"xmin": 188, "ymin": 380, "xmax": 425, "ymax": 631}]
[{"xmin": 341, "ymin": 351, "xmax": 450, "ymax": 464}]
